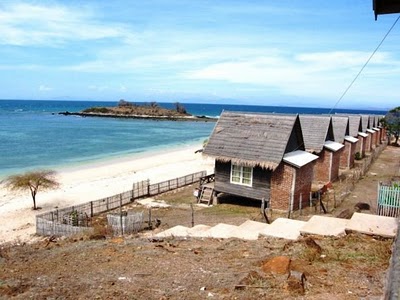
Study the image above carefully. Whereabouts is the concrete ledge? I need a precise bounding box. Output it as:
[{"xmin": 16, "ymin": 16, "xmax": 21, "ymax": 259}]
[
  {"xmin": 239, "ymin": 220, "xmax": 269, "ymax": 232},
  {"xmin": 202, "ymin": 223, "xmax": 240, "ymax": 239},
  {"xmin": 300, "ymin": 215, "xmax": 349, "ymax": 237},
  {"xmin": 155, "ymin": 225, "xmax": 189, "ymax": 238},
  {"xmin": 259, "ymin": 218, "xmax": 306, "ymax": 240},
  {"xmin": 187, "ymin": 224, "xmax": 211, "ymax": 237},
  {"xmin": 346, "ymin": 212, "xmax": 398, "ymax": 238}
]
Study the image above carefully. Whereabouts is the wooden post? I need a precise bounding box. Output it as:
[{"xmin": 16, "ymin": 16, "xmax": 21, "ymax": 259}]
[
  {"xmin": 191, "ymin": 204, "xmax": 194, "ymax": 227},
  {"xmin": 299, "ymin": 194, "xmax": 302, "ymax": 216},
  {"xmin": 261, "ymin": 198, "xmax": 270, "ymax": 224},
  {"xmin": 148, "ymin": 207, "xmax": 152, "ymax": 230},
  {"xmin": 119, "ymin": 194, "xmax": 123, "ymax": 236},
  {"xmin": 377, "ymin": 182, "xmax": 381, "ymax": 215},
  {"xmin": 90, "ymin": 201, "xmax": 93, "ymax": 218},
  {"xmin": 326, "ymin": 192, "xmax": 329, "ymax": 213},
  {"xmin": 333, "ymin": 191, "xmax": 337, "ymax": 208}
]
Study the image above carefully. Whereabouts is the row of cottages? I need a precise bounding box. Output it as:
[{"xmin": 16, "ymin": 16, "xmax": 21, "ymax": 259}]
[
  {"xmin": 298, "ymin": 115, "xmax": 344, "ymax": 183},
  {"xmin": 202, "ymin": 111, "xmax": 385, "ymax": 212},
  {"xmin": 202, "ymin": 111, "xmax": 318, "ymax": 211},
  {"xmin": 331, "ymin": 115, "xmax": 358, "ymax": 169},
  {"xmin": 341, "ymin": 114, "xmax": 385, "ymax": 159}
]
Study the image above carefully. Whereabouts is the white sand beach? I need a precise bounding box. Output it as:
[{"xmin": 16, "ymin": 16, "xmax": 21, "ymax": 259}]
[{"xmin": 0, "ymin": 144, "xmax": 214, "ymax": 244}]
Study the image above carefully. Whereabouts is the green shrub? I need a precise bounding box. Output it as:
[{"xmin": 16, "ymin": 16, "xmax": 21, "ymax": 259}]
[
  {"xmin": 354, "ymin": 152, "xmax": 362, "ymax": 160},
  {"xmin": 82, "ymin": 107, "xmax": 110, "ymax": 113}
]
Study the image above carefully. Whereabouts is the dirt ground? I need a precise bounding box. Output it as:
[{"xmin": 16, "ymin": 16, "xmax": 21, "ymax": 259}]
[{"xmin": 0, "ymin": 145, "xmax": 399, "ymax": 300}]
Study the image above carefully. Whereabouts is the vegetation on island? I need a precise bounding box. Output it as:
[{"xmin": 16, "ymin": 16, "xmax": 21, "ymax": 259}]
[
  {"xmin": 382, "ymin": 106, "xmax": 400, "ymax": 145},
  {"xmin": 81, "ymin": 99, "xmax": 191, "ymax": 118},
  {"xmin": 2, "ymin": 170, "xmax": 59, "ymax": 210}
]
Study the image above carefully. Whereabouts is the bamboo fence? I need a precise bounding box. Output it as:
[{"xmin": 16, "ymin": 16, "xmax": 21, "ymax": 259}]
[{"xmin": 36, "ymin": 171, "xmax": 206, "ymax": 237}]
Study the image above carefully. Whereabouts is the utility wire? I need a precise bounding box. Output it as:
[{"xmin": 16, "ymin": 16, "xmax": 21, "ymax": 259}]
[{"xmin": 329, "ymin": 15, "xmax": 400, "ymax": 114}]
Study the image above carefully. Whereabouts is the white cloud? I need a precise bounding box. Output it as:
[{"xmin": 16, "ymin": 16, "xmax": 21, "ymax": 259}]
[
  {"xmin": 0, "ymin": 3, "xmax": 135, "ymax": 46},
  {"xmin": 185, "ymin": 50, "xmax": 400, "ymax": 100},
  {"xmin": 88, "ymin": 85, "xmax": 108, "ymax": 91},
  {"xmin": 39, "ymin": 84, "xmax": 52, "ymax": 91}
]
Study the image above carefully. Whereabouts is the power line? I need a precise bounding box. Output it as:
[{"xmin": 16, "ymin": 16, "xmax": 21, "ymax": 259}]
[{"xmin": 329, "ymin": 15, "xmax": 400, "ymax": 114}]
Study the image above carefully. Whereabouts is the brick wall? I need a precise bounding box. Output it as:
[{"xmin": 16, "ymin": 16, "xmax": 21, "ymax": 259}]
[
  {"xmin": 376, "ymin": 131, "xmax": 380, "ymax": 146},
  {"xmin": 349, "ymin": 141, "xmax": 357, "ymax": 168},
  {"xmin": 330, "ymin": 149, "xmax": 342, "ymax": 182},
  {"xmin": 314, "ymin": 148, "xmax": 342, "ymax": 183},
  {"xmin": 371, "ymin": 132, "xmax": 377, "ymax": 149},
  {"xmin": 340, "ymin": 141, "xmax": 357, "ymax": 169},
  {"xmin": 270, "ymin": 161, "xmax": 315, "ymax": 211},
  {"xmin": 270, "ymin": 163, "xmax": 293, "ymax": 210},
  {"xmin": 314, "ymin": 149, "xmax": 330, "ymax": 183},
  {"xmin": 340, "ymin": 142, "xmax": 351, "ymax": 169},
  {"xmin": 377, "ymin": 130, "xmax": 382, "ymax": 144},
  {"xmin": 293, "ymin": 161, "xmax": 315, "ymax": 210},
  {"xmin": 365, "ymin": 134, "xmax": 372, "ymax": 152},
  {"xmin": 356, "ymin": 135, "xmax": 367, "ymax": 158}
]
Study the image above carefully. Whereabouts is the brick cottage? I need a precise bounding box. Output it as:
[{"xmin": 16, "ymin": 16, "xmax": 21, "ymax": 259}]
[
  {"xmin": 331, "ymin": 115, "xmax": 358, "ymax": 169},
  {"xmin": 203, "ymin": 111, "xmax": 318, "ymax": 211},
  {"xmin": 299, "ymin": 115, "xmax": 344, "ymax": 184}
]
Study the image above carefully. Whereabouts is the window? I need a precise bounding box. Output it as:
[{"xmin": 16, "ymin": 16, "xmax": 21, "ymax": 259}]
[{"xmin": 230, "ymin": 164, "xmax": 253, "ymax": 186}]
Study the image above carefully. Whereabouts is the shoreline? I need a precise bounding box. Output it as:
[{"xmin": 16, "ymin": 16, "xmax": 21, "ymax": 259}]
[
  {"xmin": 0, "ymin": 143, "xmax": 214, "ymax": 244},
  {"xmin": 0, "ymin": 139, "xmax": 208, "ymax": 180}
]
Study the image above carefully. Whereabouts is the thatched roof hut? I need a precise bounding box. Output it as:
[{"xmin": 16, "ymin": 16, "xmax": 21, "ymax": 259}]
[
  {"xmin": 299, "ymin": 115, "xmax": 335, "ymax": 153},
  {"xmin": 331, "ymin": 116, "xmax": 350, "ymax": 144},
  {"xmin": 369, "ymin": 115, "xmax": 376, "ymax": 129},
  {"xmin": 348, "ymin": 115, "xmax": 362, "ymax": 137},
  {"xmin": 360, "ymin": 115, "xmax": 370, "ymax": 132},
  {"xmin": 203, "ymin": 111, "xmax": 304, "ymax": 171}
]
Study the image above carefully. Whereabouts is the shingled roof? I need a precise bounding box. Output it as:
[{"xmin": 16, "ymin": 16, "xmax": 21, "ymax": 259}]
[
  {"xmin": 331, "ymin": 116, "xmax": 349, "ymax": 143},
  {"xmin": 203, "ymin": 111, "xmax": 304, "ymax": 170},
  {"xmin": 348, "ymin": 115, "xmax": 362, "ymax": 137},
  {"xmin": 369, "ymin": 115, "xmax": 376, "ymax": 128},
  {"xmin": 375, "ymin": 115, "xmax": 381, "ymax": 127},
  {"xmin": 360, "ymin": 115, "xmax": 370, "ymax": 132},
  {"xmin": 299, "ymin": 115, "xmax": 334, "ymax": 153}
]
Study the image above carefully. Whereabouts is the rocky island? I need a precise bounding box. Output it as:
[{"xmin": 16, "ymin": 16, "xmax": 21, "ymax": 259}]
[{"xmin": 59, "ymin": 100, "xmax": 216, "ymax": 122}]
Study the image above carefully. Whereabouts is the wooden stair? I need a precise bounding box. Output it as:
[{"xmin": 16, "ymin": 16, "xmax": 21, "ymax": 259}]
[{"xmin": 198, "ymin": 186, "xmax": 214, "ymax": 205}]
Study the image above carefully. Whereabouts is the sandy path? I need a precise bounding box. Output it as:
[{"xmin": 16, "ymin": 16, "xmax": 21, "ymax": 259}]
[{"xmin": 0, "ymin": 144, "xmax": 214, "ymax": 244}]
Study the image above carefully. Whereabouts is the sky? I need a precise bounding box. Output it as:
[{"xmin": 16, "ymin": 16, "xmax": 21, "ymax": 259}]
[{"xmin": 0, "ymin": 1, "xmax": 399, "ymax": 110}]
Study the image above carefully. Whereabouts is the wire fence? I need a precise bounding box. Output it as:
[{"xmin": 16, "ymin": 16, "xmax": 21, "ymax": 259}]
[
  {"xmin": 36, "ymin": 171, "xmax": 206, "ymax": 237},
  {"xmin": 107, "ymin": 211, "xmax": 144, "ymax": 235}
]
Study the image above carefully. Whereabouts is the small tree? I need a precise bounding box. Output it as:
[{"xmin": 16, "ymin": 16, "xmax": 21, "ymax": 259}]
[
  {"xmin": 174, "ymin": 102, "xmax": 187, "ymax": 114},
  {"xmin": 118, "ymin": 99, "xmax": 133, "ymax": 107},
  {"xmin": 2, "ymin": 170, "xmax": 59, "ymax": 210},
  {"xmin": 383, "ymin": 106, "xmax": 400, "ymax": 145}
]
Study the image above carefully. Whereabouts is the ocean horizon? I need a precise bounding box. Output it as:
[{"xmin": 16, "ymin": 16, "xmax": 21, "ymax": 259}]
[{"xmin": 0, "ymin": 99, "xmax": 388, "ymax": 178}]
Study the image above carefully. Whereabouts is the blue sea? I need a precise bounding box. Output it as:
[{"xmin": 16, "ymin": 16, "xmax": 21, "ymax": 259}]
[{"xmin": 0, "ymin": 99, "xmax": 387, "ymax": 179}]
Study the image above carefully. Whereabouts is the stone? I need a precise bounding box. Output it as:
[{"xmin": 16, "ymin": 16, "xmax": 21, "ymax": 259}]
[
  {"xmin": 259, "ymin": 218, "xmax": 306, "ymax": 240},
  {"xmin": 300, "ymin": 215, "xmax": 349, "ymax": 237},
  {"xmin": 346, "ymin": 212, "xmax": 398, "ymax": 238},
  {"xmin": 261, "ymin": 256, "xmax": 291, "ymax": 275}
]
